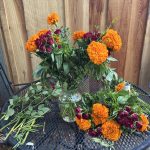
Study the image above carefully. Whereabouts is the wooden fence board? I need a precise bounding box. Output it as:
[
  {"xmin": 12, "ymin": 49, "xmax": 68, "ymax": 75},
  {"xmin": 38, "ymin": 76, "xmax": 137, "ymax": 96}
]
[
  {"xmin": 64, "ymin": 0, "xmax": 89, "ymax": 32},
  {"xmin": 139, "ymin": 2, "xmax": 150, "ymax": 92},
  {"xmin": 0, "ymin": 19, "xmax": 12, "ymax": 80},
  {"xmin": 124, "ymin": 0, "xmax": 149, "ymax": 84},
  {"xmin": 23, "ymin": 0, "xmax": 65, "ymax": 73},
  {"xmin": 107, "ymin": 0, "xmax": 132, "ymax": 78},
  {"xmin": 0, "ymin": 0, "xmax": 32, "ymax": 84},
  {"xmin": 89, "ymin": 0, "xmax": 108, "ymax": 31}
]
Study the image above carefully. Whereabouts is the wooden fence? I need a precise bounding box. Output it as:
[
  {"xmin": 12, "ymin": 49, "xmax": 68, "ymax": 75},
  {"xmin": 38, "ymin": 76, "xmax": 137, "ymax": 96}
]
[{"xmin": 0, "ymin": 0, "xmax": 150, "ymax": 92}]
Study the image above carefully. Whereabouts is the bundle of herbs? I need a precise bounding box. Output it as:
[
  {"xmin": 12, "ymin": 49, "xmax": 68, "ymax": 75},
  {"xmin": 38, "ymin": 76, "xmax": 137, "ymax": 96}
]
[{"xmin": 0, "ymin": 82, "xmax": 54, "ymax": 148}]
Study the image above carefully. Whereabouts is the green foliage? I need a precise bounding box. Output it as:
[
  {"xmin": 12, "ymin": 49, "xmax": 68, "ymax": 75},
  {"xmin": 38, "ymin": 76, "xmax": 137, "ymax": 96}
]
[
  {"xmin": 0, "ymin": 82, "xmax": 52, "ymax": 148},
  {"xmin": 80, "ymin": 85, "xmax": 150, "ymax": 120}
]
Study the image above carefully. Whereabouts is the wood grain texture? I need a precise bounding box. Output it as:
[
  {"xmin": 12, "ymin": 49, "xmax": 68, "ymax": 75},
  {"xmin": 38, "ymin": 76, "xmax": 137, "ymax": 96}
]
[
  {"xmin": 107, "ymin": 0, "xmax": 132, "ymax": 78},
  {"xmin": 139, "ymin": 2, "xmax": 150, "ymax": 92},
  {"xmin": 0, "ymin": 18, "xmax": 12, "ymax": 80},
  {"xmin": 0, "ymin": 0, "xmax": 32, "ymax": 84},
  {"xmin": 124, "ymin": 0, "xmax": 149, "ymax": 84},
  {"xmin": 0, "ymin": 0, "xmax": 150, "ymax": 90},
  {"xmin": 64, "ymin": 0, "xmax": 89, "ymax": 32},
  {"xmin": 23, "ymin": 0, "xmax": 65, "ymax": 72},
  {"xmin": 89, "ymin": 0, "xmax": 108, "ymax": 31}
]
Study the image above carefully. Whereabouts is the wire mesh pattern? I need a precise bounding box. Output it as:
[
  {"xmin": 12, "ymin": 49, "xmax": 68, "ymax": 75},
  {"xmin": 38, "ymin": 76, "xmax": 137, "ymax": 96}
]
[{"xmin": 0, "ymin": 79, "xmax": 150, "ymax": 150}]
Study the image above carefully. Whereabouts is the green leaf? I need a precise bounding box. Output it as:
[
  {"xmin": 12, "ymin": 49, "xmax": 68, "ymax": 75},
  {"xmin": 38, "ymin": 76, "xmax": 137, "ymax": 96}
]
[
  {"xmin": 117, "ymin": 96, "xmax": 129, "ymax": 104},
  {"xmin": 91, "ymin": 138, "xmax": 114, "ymax": 149},
  {"xmin": 9, "ymin": 99, "xmax": 13, "ymax": 105},
  {"xmin": 107, "ymin": 56, "xmax": 118, "ymax": 62},
  {"xmin": 38, "ymin": 110, "xmax": 45, "ymax": 116},
  {"xmin": 51, "ymin": 53, "xmax": 55, "ymax": 62},
  {"xmin": 31, "ymin": 111, "xmax": 37, "ymax": 117},
  {"xmin": 63, "ymin": 62, "xmax": 69, "ymax": 74},
  {"xmin": 6, "ymin": 108, "xmax": 14, "ymax": 118},
  {"xmin": 28, "ymin": 106, "xmax": 33, "ymax": 111},
  {"xmin": 52, "ymin": 88, "xmax": 62, "ymax": 97},
  {"xmin": 106, "ymin": 71, "xmax": 114, "ymax": 81},
  {"xmin": 55, "ymin": 54, "xmax": 62, "ymax": 69},
  {"xmin": 41, "ymin": 107, "xmax": 50, "ymax": 114},
  {"xmin": 38, "ymin": 104, "xmax": 45, "ymax": 110},
  {"xmin": 42, "ymin": 91, "xmax": 48, "ymax": 95},
  {"xmin": 113, "ymin": 71, "xmax": 118, "ymax": 80},
  {"xmin": 37, "ymin": 85, "xmax": 42, "ymax": 91}
]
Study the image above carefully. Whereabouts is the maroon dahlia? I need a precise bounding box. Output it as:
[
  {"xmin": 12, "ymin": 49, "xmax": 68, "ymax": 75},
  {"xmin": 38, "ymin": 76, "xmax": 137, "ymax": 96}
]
[{"xmin": 35, "ymin": 31, "xmax": 53, "ymax": 53}]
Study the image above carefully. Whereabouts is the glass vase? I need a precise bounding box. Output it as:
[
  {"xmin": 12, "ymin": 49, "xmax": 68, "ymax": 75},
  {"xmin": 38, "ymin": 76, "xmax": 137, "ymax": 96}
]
[{"xmin": 59, "ymin": 90, "xmax": 81, "ymax": 123}]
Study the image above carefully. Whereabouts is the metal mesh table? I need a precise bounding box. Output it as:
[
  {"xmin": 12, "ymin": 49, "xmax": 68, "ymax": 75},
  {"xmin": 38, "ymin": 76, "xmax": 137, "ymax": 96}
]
[{"xmin": 0, "ymin": 80, "xmax": 150, "ymax": 150}]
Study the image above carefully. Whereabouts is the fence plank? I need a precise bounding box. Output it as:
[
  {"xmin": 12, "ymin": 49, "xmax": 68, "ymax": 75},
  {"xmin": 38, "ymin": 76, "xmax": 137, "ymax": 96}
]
[
  {"xmin": 23, "ymin": 0, "xmax": 65, "ymax": 73},
  {"xmin": 107, "ymin": 0, "xmax": 132, "ymax": 78},
  {"xmin": 0, "ymin": 19, "xmax": 12, "ymax": 80},
  {"xmin": 139, "ymin": 2, "xmax": 150, "ymax": 92},
  {"xmin": 64, "ymin": 0, "xmax": 89, "ymax": 32},
  {"xmin": 0, "ymin": 0, "xmax": 32, "ymax": 84},
  {"xmin": 124, "ymin": 0, "xmax": 149, "ymax": 84},
  {"xmin": 89, "ymin": 0, "xmax": 108, "ymax": 31}
]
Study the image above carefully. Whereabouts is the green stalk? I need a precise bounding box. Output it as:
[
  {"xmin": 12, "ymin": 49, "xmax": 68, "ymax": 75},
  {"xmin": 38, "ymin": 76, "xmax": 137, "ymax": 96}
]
[
  {"xmin": 4, "ymin": 119, "xmax": 20, "ymax": 140},
  {"xmin": 21, "ymin": 119, "xmax": 35, "ymax": 145},
  {"xmin": 15, "ymin": 119, "xmax": 26, "ymax": 137},
  {"xmin": 0, "ymin": 118, "xmax": 17, "ymax": 132}
]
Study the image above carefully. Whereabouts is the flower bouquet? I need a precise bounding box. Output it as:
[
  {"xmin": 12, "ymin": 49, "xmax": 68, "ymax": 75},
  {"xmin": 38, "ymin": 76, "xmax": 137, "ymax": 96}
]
[
  {"xmin": 25, "ymin": 12, "xmax": 122, "ymax": 123},
  {"xmin": 75, "ymin": 82, "xmax": 150, "ymax": 145},
  {"xmin": 0, "ymin": 12, "xmax": 149, "ymax": 149}
]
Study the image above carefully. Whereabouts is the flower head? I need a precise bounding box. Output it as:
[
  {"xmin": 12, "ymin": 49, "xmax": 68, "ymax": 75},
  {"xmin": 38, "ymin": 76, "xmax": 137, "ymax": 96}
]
[
  {"xmin": 92, "ymin": 103, "xmax": 109, "ymax": 125},
  {"xmin": 139, "ymin": 114, "xmax": 149, "ymax": 132},
  {"xmin": 54, "ymin": 29, "xmax": 61, "ymax": 35},
  {"xmin": 102, "ymin": 29, "xmax": 122, "ymax": 51},
  {"xmin": 72, "ymin": 31, "xmax": 85, "ymax": 41},
  {"xmin": 101, "ymin": 120, "xmax": 122, "ymax": 141},
  {"xmin": 75, "ymin": 117, "xmax": 91, "ymax": 131},
  {"xmin": 35, "ymin": 31, "xmax": 53, "ymax": 53},
  {"xmin": 47, "ymin": 12, "xmax": 59, "ymax": 25},
  {"xmin": 87, "ymin": 41, "xmax": 108, "ymax": 65},
  {"xmin": 115, "ymin": 82, "xmax": 125, "ymax": 92},
  {"xmin": 25, "ymin": 34, "xmax": 39, "ymax": 52}
]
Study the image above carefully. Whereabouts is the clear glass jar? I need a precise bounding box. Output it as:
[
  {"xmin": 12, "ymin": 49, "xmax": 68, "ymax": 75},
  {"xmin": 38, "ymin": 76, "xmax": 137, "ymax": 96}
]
[{"xmin": 59, "ymin": 91, "xmax": 81, "ymax": 122}]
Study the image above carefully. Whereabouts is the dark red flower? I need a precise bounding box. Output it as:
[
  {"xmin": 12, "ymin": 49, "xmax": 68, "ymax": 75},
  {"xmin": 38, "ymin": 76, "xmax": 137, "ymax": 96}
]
[
  {"xmin": 125, "ymin": 106, "xmax": 131, "ymax": 113},
  {"xmin": 48, "ymin": 38, "xmax": 54, "ymax": 45},
  {"xmin": 76, "ymin": 113, "xmax": 82, "ymax": 119},
  {"xmin": 130, "ymin": 113, "xmax": 138, "ymax": 121},
  {"xmin": 83, "ymin": 32, "xmax": 93, "ymax": 39},
  {"xmin": 58, "ymin": 45, "xmax": 62, "ymax": 49},
  {"xmin": 88, "ymin": 129, "xmax": 98, "ymax": 137},
  {"xmin": 136, "ymin": 121, "xmax": 142, "ymax": 130},
  {"xmin": 96, "ymin": 127, "xmax": 102, "ymax": 135},
  {"xmin": 54, "ymin": 29, "xmax": 61, "ymax": 34},
  {"xmin": 82, "ymin": 113, "xmax": 90, "ymax": 119},
  {"xmin": 75, "ymin": 107, "xmax": 81, "ymax": 114}
]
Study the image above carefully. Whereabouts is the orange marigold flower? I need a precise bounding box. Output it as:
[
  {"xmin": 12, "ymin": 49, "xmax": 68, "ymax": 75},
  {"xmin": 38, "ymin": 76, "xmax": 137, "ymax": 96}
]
[
  {"xmin": 140, "ymin": 114, "xmax": 149, "ymax": 132},
  {"xmin": 37, "ymin": 29, "xmax": 49, "ymax": 37},
  {"xmin": 72, "ymin": 31, "xmax": 85, "ymax": 41},
  {"xmin": 92, "ymin": 103, "xmax": 109, "ymax": 125},
  {"xmin": 102, "ymin": 29, "xmax": 122, "ymax": 51},
  {"xmin": 25, "ymin": 34, "xmax": 39, "ymax": 52},
  {"xmin": 101, "ymin": 120, "xmax": 122, "ymax": 141},
  {"xmin": 75, "ymin": 117, "xmax": 91, "ymax": 131},
  {"xmin": 115, "ymin": 82, "xmax": 125, "ymax": 92},
  {"xmin": 87, "ymin": 41, "xmax": 108, "ymax": 65},
  {"xmin": 47, "ymin": 12, "xmax": 59, "ymax": 25}
]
